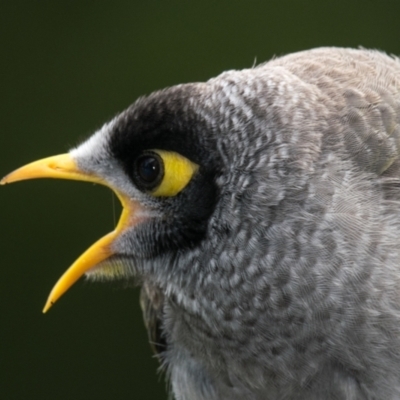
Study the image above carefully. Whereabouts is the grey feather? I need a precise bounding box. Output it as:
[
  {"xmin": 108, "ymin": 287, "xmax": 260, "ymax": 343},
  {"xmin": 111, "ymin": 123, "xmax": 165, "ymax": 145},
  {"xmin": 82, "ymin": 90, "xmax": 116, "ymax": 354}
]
[{"xmin": 70, "ymin": 47, "xmax": 400, "ymax": 399}]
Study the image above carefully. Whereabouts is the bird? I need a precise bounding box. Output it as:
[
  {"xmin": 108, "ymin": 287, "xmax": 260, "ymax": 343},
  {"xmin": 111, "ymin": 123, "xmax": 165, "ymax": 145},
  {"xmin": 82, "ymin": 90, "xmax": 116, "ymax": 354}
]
[{"xmin": 2, "ymin": 47, "xmax": 400, "ymax": 399}]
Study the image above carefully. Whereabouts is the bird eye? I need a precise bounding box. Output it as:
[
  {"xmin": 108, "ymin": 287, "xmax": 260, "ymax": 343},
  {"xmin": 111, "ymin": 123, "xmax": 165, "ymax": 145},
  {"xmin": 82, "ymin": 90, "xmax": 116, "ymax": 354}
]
[
  {"xmin": 134, "ymin": 152, "xmax": 164, "ymax": 190},
  {"xmin": 133, "ymin": 150, "xmax": 199, "ymax": 196}
]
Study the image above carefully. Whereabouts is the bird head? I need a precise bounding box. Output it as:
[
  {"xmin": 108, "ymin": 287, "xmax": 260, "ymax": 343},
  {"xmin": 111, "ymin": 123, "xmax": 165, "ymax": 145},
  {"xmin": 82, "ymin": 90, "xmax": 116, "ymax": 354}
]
[{"xmin": 1, "ymin": 83, "xmax": 222, "ymax": 312}]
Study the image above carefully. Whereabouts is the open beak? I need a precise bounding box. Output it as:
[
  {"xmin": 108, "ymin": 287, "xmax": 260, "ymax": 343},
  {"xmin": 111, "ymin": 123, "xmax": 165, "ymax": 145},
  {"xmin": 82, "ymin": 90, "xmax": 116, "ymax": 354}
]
[{"xmin": 1, "ymin": 154, "xmax": 134, "ymax": 313}]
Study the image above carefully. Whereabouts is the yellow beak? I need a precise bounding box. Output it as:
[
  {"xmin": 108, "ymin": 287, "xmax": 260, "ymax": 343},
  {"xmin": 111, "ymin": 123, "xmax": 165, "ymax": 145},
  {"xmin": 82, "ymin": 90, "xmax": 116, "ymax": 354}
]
[{"xmin": 1, "ymin": 154, "xmax": 134, "ymax": 313}]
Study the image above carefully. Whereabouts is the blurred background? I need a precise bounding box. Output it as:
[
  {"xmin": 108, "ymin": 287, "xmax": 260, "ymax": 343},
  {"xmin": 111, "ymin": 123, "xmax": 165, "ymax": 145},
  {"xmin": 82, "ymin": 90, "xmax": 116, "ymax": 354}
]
[{"xmin": 1, "ymin": 1, "xmax": 399, "ymax": 399}]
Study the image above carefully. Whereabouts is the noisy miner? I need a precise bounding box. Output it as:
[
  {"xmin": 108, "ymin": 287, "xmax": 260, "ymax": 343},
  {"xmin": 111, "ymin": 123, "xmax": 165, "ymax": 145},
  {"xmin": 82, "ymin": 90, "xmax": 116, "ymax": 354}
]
[{"xmin": 3, "ymin": 47, "xmax": 400, "ymax": 400}]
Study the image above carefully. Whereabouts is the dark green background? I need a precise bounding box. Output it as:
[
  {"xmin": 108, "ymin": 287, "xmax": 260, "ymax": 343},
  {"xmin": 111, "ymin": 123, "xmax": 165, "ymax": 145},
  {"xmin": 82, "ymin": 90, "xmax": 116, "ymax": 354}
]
[{"xmin": 1, "ymin": 1, "xmax": 399, "ymax": 399}]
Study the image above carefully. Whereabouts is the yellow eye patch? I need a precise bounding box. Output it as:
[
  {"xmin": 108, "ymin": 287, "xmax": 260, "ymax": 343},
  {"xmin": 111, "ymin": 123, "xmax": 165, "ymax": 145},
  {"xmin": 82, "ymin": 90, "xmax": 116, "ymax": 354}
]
[{"xmin": 151, "ymin": 150, "xmax": 199, "ymax": 197}]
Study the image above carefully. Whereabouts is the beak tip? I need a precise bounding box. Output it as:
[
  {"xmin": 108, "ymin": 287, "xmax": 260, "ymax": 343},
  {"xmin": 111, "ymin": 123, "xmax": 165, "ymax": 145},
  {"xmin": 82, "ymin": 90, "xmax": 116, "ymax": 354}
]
[
  {"xmin": 42, "ymin": 300, "xmax": 54, "ymax": 314},
  {"xmin": 1, "ymin": 170, "xmax": 24, "ymax": 185}
]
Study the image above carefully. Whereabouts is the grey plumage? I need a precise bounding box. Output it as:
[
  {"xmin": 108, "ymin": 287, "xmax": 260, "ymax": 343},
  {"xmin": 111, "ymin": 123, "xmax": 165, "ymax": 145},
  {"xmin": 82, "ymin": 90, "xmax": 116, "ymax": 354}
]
[{"xmin": 7, "ymin": 47, "xmax": 400, "ymax": 399}]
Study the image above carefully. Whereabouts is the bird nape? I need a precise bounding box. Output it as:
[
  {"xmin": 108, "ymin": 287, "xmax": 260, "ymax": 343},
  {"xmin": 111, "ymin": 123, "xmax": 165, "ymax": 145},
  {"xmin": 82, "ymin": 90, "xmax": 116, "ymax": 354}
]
[{"xmin": 3, "ymin": 47, "xmax": 400, "ymax": 400}]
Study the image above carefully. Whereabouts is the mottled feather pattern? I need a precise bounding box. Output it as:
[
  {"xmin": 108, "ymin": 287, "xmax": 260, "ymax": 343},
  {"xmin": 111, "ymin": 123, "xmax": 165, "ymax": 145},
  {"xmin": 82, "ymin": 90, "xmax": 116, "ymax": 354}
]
[{"xmin": 159, "ymin": 49, "xmax": 400, "ymax": 399}]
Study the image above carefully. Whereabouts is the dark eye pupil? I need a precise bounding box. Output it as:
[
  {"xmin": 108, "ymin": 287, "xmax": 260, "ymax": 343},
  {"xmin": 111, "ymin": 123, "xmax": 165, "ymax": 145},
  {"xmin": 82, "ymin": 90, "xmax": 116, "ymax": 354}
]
[
  {"xmin": 133, "ymin": 152, "xmax": 164, "ymax": 190},
  {"xmin": 139, "ymin": 156, "xmax": 160, "ymax": 182}
]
